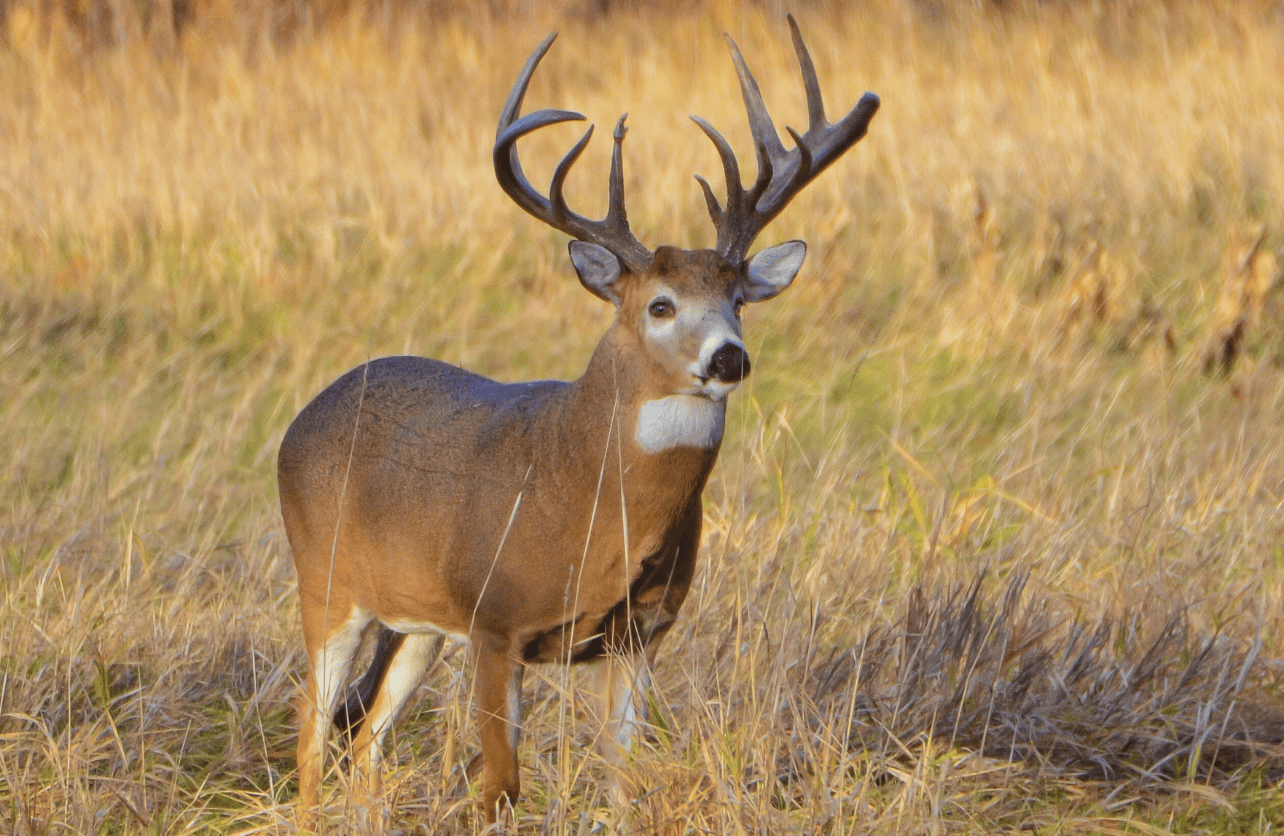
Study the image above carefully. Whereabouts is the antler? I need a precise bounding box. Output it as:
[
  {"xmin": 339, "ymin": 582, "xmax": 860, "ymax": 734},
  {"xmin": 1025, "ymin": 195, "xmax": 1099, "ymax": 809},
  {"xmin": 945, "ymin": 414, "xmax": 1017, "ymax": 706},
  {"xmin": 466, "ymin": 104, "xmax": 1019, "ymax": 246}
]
[
  {"xmin": 494, "ymin": 34, "xmax": 653, "ymax": 273},
  {"xmin": 693, "ymin": 14, "xmax": 880, "ymax": 265}
]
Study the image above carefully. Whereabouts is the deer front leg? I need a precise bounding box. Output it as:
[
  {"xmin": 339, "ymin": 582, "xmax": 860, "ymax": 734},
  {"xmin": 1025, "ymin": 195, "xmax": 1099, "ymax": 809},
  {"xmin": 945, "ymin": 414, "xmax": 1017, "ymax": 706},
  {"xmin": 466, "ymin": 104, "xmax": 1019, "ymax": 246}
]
[
  {"xmin": 473, "ymin": 634, "xmax": 524, "ymax": 822},
  {"xmin": 590, "ymin": 652, "xmax": 651, "ymax": 810}
]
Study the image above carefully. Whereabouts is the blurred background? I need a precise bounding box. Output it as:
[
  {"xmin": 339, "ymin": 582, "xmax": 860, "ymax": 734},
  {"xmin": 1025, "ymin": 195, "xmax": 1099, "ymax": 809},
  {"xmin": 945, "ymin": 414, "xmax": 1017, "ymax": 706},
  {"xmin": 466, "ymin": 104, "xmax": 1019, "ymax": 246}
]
[{"xmin": 2, "ymin": 1, "xmax": 1283, "ymax": 833}]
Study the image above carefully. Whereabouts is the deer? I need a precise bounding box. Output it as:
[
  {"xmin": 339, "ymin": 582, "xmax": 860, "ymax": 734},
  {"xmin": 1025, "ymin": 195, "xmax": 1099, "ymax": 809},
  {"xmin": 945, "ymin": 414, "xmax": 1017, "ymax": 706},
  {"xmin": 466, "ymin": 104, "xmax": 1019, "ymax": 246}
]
[{"xmin": 278, "ymin": 14, "xmax": 878, "ymax": 830}]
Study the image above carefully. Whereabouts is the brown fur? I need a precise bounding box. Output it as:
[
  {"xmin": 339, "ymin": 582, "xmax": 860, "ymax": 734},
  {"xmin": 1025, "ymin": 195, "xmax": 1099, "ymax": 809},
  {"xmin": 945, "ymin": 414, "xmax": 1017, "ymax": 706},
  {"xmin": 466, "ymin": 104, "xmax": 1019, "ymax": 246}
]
[
  {"xmin": 281, "ymin": 248, "xmax": 738, "ymax": 824},
  {"xmin": 281, "ymin": 14, "xmax": 876, "ymax": 826}
]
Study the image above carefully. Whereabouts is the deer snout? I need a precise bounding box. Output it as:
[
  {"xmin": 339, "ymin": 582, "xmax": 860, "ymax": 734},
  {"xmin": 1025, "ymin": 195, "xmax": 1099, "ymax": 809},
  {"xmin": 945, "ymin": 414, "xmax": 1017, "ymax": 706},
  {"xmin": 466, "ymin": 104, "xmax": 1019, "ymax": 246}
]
[{"xmin": 707, "ymin": 342, "xmax": 751, "ymax": 384}]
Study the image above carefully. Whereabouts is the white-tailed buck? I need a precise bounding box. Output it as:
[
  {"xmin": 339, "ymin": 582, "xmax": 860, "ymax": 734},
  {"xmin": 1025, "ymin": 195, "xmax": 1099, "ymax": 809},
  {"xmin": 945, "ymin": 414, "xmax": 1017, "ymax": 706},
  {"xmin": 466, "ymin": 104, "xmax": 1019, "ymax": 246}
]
[{"xmin": 279, "ymin": 14, "xmax": 878, "ymax": 829}]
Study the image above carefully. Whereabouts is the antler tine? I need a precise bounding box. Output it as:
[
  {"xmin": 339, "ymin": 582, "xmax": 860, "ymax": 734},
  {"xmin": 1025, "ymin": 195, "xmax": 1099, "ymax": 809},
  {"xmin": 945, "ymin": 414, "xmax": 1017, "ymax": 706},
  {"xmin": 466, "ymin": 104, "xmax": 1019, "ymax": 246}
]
[
  {"xmin": 696, "ymin": 14, "xmax": 880, "ymax": 264},
  {"xmin": 550, "ymin": 116, "xmax": 633, "ymax": 234},
  {"xmin": 723, "ymin": 36, "xmax": 784, "ymax": 218},
  {"xmin": 787, "ymin": 14, "xmax": 827, "ymax": 131},
  {"xmin": 607, "ymin": 115, "xmax": 631, "ymax": 233},
  {"xmin": 497, "ymin": 33, "xmax": 558, "ymax": 138},
  {"xmin": 724, "ymin": 35, "xmax": 787, "ymax": 165},
  {"xmin": 494, "ymin": 109, "xmax": 586, "ymax": 225},
  {"xmin": 690, "ymin": 116, "xmax": 741, "ymax": 234},
  {"xmin": 494, "ymin": 35, "xmax": 653, "ymax": 272},
  {"xmin": 549, "ymin": 124, "xmax": 595, "ymax": 221}
]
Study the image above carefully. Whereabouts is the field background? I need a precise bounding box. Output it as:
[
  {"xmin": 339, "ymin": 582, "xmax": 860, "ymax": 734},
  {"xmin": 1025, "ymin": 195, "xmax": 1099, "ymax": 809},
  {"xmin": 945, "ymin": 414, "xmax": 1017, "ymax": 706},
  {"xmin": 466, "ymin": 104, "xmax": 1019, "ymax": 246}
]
[{"xmin": 3, "ymin": 0, "xmax": 1284, "ymax": 833}]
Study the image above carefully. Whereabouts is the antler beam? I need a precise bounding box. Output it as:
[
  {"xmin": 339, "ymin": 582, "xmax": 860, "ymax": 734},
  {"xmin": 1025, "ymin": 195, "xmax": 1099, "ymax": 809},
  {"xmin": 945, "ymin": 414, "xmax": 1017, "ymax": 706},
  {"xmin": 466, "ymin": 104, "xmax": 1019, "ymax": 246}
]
[
  {"xmin": 494, "ymin": 34, "xmax": 654, "ymax": 273},
  {"xmin": 694, "ymin": 14, "xmax": 880, "ymax": 264}
]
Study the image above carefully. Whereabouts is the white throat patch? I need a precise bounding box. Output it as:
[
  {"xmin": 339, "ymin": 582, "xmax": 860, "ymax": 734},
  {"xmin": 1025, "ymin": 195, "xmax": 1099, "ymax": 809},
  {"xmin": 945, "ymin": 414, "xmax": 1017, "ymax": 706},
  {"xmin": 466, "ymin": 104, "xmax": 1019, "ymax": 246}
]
[{"xmin": 634, "ymin": 395, "xmax": 726, "ymax": 454}]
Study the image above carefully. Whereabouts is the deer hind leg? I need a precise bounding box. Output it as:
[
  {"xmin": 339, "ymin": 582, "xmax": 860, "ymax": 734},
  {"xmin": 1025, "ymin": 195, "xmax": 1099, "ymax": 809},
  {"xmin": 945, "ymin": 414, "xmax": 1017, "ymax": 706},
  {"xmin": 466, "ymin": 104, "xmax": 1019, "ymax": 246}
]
[
  {"xmin": 296, "ymin": 603, "xmax": 369, "ymax": 831},
  {"xmin": 347, "ymin": 631, "xmax": 445, "ymax": 833},
  {"xmin": 590, "ymin": 653, "xmax": 651, "ymax": 810},
  {"xmin": 472, "ymin": 635, "xmax": 524, "ymax": 822},
  {"xmin": 335, "ymin": 626, "xmax": 407, "ymax": 743}
]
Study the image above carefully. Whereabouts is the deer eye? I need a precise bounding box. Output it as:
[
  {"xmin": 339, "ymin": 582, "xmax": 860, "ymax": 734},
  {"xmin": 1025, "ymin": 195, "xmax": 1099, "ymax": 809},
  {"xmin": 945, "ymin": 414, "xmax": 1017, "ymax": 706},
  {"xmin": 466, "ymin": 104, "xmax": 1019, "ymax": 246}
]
[
  {"xmin": 648, "ymin": 298, "xmax": 675, "ymax": 318},
  {"xmin": 733, "ymin": 298, "xmax": 745, "ymax": 318}
]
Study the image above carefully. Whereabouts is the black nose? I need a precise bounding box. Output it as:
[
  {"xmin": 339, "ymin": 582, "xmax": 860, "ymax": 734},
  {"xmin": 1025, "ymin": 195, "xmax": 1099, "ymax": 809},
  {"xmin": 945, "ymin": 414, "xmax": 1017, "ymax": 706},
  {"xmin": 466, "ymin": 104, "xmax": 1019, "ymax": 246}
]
[{"xmin": 708, "ymin": 342, "xmax": 751, "ymax": 383}]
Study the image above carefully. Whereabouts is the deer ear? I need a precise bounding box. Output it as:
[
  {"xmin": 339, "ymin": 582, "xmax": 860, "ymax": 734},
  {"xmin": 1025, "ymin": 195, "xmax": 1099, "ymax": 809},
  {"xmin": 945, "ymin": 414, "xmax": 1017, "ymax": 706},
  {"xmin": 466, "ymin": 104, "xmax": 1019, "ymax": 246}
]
[
  {"xmin": 569, "ymin": 241, "xmax": 623, "ymax": 304},
  {"xmin": 743, "ymin": 240, "xmax": 806, "ymax": 302}
]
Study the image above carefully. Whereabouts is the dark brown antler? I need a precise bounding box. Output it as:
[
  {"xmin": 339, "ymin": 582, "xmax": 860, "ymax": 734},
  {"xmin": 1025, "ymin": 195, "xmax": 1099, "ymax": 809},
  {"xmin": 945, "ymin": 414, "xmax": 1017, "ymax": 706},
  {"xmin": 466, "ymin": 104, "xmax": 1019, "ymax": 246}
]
[
  {"xmin": 494, "ymin": 34, "xmax": 653, "ymax": 273},
  {"xmin": 694, "ymin": 14, "xmax": 880, "ymax": 264}
]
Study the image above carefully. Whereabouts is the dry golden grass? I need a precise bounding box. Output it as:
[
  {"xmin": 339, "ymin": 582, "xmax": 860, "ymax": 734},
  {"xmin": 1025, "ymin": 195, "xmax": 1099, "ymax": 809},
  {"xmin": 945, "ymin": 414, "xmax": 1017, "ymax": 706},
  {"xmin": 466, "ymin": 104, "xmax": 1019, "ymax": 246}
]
[{"xmin": 2, "ymin": 1, "xmax": 1284, "ymax": 833}]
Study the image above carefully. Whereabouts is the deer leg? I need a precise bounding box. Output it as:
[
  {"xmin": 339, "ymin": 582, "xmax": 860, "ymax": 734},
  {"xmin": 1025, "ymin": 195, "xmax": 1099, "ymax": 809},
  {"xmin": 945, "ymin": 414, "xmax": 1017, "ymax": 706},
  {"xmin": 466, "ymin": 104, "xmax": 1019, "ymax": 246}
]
[
  {"xmin": 348, "ymin": 632, "xmax": 444, "ymax": 834},
  {"xmin": 335, "ymin": 626, "xmax": 406, "ymax": 743},
  {"xmin": 297, "ymin": 603, "xmax": 369, "ymax": 832},
  {"xmin": 590, "ymin": 652, "xmax": 651, "ymax": 809},
  {"xmin": 472, "ymin": 635, "xmax": 524, "ymax": 822}
]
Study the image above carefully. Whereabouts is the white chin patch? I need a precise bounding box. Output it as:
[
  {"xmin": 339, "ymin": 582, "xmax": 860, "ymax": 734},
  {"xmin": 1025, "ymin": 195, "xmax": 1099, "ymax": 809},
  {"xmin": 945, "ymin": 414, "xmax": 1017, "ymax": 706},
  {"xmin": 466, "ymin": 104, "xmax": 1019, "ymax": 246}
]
[{"xmin": 634, "ymin": 395, "xmax": 726, "ymax": 454}]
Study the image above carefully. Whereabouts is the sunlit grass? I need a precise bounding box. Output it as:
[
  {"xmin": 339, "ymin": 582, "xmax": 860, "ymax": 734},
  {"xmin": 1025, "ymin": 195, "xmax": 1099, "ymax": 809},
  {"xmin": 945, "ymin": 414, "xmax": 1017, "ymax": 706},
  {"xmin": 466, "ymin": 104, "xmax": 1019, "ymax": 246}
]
[{"xmin": 2, "ymin": 1, "xmax": 1283, "ymax": 833}]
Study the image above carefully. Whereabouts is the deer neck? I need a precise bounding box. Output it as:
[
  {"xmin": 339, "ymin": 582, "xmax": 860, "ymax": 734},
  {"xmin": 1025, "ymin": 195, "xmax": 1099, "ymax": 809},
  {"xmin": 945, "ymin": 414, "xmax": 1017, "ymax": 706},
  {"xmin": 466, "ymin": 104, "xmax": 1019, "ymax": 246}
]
[{"xmin": 554, "ymin": 325, "xmax": 724, "ymax": 497}]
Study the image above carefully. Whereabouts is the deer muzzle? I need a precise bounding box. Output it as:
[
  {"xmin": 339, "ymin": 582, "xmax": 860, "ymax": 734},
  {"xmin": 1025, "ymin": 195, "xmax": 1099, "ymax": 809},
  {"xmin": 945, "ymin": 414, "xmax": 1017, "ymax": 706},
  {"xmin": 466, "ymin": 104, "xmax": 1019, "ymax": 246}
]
[{"xmin": 707, "ymin": 342, "xmax": 751, "ymax": 384}]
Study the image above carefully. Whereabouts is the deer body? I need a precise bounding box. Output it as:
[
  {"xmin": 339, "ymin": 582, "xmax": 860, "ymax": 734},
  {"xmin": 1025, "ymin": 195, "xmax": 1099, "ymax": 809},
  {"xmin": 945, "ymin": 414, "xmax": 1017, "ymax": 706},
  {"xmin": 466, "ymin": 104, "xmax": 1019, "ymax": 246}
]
[
  {"xmin": 282, "ymin": 261, "xmax": 736, "ymax": 654},
  {"xmin": 282, "ymin": 15, "xmax": 877, "ymax": 828}
]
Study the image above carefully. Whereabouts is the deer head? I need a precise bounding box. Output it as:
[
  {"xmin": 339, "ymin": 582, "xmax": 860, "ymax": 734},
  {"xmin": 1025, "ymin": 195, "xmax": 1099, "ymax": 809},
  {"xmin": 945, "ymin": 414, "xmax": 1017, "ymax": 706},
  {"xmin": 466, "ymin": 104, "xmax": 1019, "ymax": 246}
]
[{"xmin": 494, "ymin": 15, "xmax": 878, "ymax": 407}]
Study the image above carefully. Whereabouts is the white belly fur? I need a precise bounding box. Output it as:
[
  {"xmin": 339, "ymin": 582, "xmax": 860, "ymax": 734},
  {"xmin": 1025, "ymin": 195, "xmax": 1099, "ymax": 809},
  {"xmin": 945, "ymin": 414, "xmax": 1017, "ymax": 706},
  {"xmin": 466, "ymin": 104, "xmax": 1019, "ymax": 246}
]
[
  {"xmin": 381, "ymin": 617, "xmax": 469, "ymax": 644},
  {"xmin": 634, "ymin": 395, "xmax": 725, "ymax": 454}
]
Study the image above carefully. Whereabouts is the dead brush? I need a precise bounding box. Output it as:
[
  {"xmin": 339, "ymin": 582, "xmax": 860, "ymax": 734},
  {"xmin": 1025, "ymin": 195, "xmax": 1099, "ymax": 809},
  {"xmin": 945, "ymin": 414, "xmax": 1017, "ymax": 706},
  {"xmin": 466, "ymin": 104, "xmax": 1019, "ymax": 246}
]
[
  {"xmin": 1201, "ymin": 227, "xmax": 1279, "ymax": 377},
  {"xmin": 1056, "ymin": 241, "xmax": 1116, "ymax": 345},
  {"xmin": 4, "ymin": 1, "xmax": 1284, "ymax": 832},
  {"xmin": 789, "ymin": 572, "xmax": 1284, "ymax": 795}
]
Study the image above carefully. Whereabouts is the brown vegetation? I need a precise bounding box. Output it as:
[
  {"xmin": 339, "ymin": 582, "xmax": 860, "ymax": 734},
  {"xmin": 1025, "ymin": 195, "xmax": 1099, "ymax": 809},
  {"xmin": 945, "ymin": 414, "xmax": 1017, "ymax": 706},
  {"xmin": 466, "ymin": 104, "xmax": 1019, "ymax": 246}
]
[{"xmin": 2, "ymin": 0, "xmax": 1283, "ymax": 832}]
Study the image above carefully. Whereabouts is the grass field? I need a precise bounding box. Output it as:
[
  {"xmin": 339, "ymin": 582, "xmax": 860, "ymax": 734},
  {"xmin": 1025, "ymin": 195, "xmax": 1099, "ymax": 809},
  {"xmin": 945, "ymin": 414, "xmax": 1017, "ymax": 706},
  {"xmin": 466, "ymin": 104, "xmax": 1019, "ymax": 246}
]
[{"xmin": 2, "ymin": 0, "xmax": 1284, "ymax": 832}]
